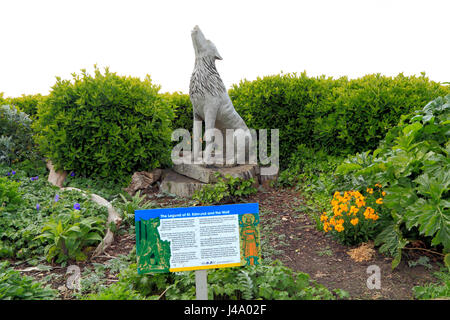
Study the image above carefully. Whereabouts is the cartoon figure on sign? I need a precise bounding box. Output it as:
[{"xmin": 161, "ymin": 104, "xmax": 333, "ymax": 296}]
[
  {"xmin": 136, "ymin": 218, "xmax": 171, "ymax": 273},
  {"xmin": 239, "ymin": 213, "xmax": 260, "ymax": 265}
]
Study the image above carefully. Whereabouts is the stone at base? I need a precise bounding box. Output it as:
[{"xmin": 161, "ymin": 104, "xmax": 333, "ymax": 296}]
[
  {"xmin": 173, "ymin": 162, "xmax": 259, "ymax": 184},
  {"xmin": 159, "ymin": 169, "xmax": 206, "ymax": 197}
]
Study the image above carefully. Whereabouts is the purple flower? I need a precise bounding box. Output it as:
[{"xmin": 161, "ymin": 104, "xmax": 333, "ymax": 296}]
[
  {"xmin": 73, "ymin": 203, "xmax": 81, "ymax": 210},
  {"xmin": 6, "ymin": 172, "xmax": 10, "ymax": 176},
  {"xmin": 36, "ymin": 203, "xmax": 40, "ymax": 210},
  {"xmin": 70, "ymin": 172, "xmax": 75, "ymax": 177},
  {"xmin": 30, "ymin": 176, "xmax": 39, "ymax": 181},
  {"xmin": 54, "ymin": 194, "xmax": 60, "ymax": 202},
  {"xmin": 11, "ymin": 171, "xmax": 16, "ymax": 175}
]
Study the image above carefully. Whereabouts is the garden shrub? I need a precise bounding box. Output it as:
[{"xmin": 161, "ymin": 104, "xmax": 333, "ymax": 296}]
[
  {"xmin": 33, "ymin": 67, "xmax": 174, "ymax": 182},
  {"xmin": 334, "ymin": 95, "xmax": 450, "ymax": 268},
  {"xmin": 162, "ymin": 91, "xmax": 193, "ymax": 131},
  {"xmin": 229, "ymin": 72, "xmax": 449, "ymax": 168},
  {"xmin": 0, "ymin": 104, "xmax": 36, "ymax": 164},
  {"xmin": 6, "ymin": 94, "xmax": 43, "ymax": 118}
]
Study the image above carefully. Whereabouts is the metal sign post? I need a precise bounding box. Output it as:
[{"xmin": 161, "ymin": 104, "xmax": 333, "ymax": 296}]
[{"xmin": 195, "ymin": 269, "xmax": 208, "ymax": 300}]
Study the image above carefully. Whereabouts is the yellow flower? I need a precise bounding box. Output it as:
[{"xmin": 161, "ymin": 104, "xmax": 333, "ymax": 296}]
[
  {"xmin": 350, "ymin": 218, "xmax": 359, "ymax": 226},
  {"xmin": 366, "ymin": 188, "xmax": 374, "ymax": 194},
  {"xmin": 376, "ymin": 198, "xmax": 383, "ymax": 204},
  {"xmin": 333, "ymin": 191, "xmax": 341, "ymax": 198},
  {"xmin": 382, "ymin": 191, "xmax": 386, "ymax": 197},
  {"xmin": 375, "ymin": 183, "xmax": 382, "ymax": 188},
  {"xmin": 320, "ymin": 214, "xmax": 328, "ymax": 222}
]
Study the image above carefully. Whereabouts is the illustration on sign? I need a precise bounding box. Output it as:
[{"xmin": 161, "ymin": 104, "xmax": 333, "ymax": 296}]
[{"xmin": 135, "ymin": 203, "xmax": 260, "ymax": 274}]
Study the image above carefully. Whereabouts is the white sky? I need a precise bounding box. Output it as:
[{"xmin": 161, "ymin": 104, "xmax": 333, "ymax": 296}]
[{"xmin": 0, "ymin": 0, "xmax": 449, "ymax": 97}]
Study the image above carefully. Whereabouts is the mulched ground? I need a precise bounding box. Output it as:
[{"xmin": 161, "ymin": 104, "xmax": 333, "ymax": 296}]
[{"xmin": 11, "ymin": 187, "xmax": 442, "ymax": 300}]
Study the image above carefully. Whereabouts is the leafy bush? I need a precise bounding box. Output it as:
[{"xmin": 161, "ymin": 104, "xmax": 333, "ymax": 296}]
[
  {"xmin": 334, "ymin": 95, "xmax": 450, "ymax": 268},
  {"xmin": 229, "ymin": 72, "xmax": 449, "ymax": 168},
  {"xmin": 6, "ymin": 94, "xmax": 43, "ymax": 118},
  {"xmin": 162, "ymin": 91, "xmax": 193, "ymax": 131},
  {"xmin": 0, "ymin": 105, "xmax": 36, "ymax": 164},
  {"xmin": 33, "ymin": 66, "xmax": 175, "ymax": 182},
  {"xmin": 0, "ymin": 261, "xmax": 58, "ymax": 300},
  {"xmin": 0, "ymin": 176, "xmax": 22, "ymax": 211},
  {"xmin": 192, "ymin": 173, "xmax": 257, "ymax": 204}
]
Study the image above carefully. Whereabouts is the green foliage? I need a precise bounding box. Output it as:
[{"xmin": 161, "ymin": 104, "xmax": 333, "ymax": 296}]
[
  {"xmin": 229, "ymin": 72, "xmax": 449, "ymax": 168},
  {"xmin": 202, "ymin": 262, "xmax": 335, "ymax": 300},
  {"xmin": 413, "ymin": 268, "xmax": 450, "ymax": 299},
  {"xmin": 0, "ymin": 176, "xmax": 22, "ymax": 211},
  {"xmin": 35, "ymin": 210, "xmax": 105, "ymax": 263},
  {"xmin": 0, "ymin": 105, "xmax": 37, "ymax": 164},
  {"xmin": 116, "ymin": 191, "xmax": 158, "ymax": 226},
  {"xmin": 335, "ymin": 95, "xmax": 450, "ymax": 268},
  {"xmin": 162, "ymin": 91, "xmax": 193, "ymax": 131},
  {"xmin": 84, "ymin": 282, "xmax": 145, "ymax": 300},
  {"xmin": 6, "ymin": 94, "xmax": 43, "ymax": 118},
  {"xmin": 0, "ymin": 261, "xmax": 58, "ymax": 300},
  {"xmin": 0, "ymin": 163, "xmax": 108, "ymax": 260},
  {"xmin": 102, "ymin": 260, "xmax": 336, "ymax": 300},
  {"xmin": 192, "ymin": 173, "xmax": 257, "ymax": 205},
  {"xmin": 33, "ymin": 66, "xmax": 175, "ymax": 182},
  {"xmin": 63, "ymin": 173, "xmax": 127, "ymax": 202}
]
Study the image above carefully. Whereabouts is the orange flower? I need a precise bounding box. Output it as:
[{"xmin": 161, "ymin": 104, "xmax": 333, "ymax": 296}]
[
  {"xmin": 366, "ymin": 188, "xmax": 374, "ymax": 194},
  {"xmin": 334, "ymin": 224, "xmax": 344, "ymax": 232},
  {"xmin": 382, "ymin": 191, "xmax": 386, "ymax": 197},
  {"xmin": 350, "ymin": 218, "xmax": 359, "ymax": 226},
  {"xmin": 376, "ymin": 198, "xmax": 383, "ymax": 204}
]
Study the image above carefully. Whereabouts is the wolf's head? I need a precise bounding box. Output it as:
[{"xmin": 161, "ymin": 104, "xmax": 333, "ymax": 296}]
[{"xmin": 191, "ymin": 25, "xmax": 222, "ymax": 61}]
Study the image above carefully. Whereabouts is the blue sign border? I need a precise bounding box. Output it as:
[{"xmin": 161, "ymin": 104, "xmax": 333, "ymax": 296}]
[{"xmin": 135, "ymin": 203, "xmax": 259, "ymax": 221}]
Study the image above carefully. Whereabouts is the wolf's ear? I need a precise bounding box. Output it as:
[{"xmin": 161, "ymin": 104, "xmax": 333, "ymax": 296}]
[{"xmin": 215, "ymin": 52, "xmax": 223, "ymax": 60}]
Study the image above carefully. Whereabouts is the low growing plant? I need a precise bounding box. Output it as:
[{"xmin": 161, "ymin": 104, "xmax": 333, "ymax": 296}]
[
  {"xmin": 193, "ymin": 173, "xmax": 257, "ymax": 205},
  {"xmin": 35, "ymin": 209, "xmax": 105, "ymax": 263},
  {"xmin": 320, "ymin": 186, "xmax": 387, "ymax": 245},
  {"xmin": 0, "ymin": 261, "xmax": 58, "ymax": 300}
]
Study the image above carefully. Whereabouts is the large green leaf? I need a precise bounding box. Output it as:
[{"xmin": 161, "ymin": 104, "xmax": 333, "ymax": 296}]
[{"xmin": 374, "ymin": 222, "xmax": 409, "ymax": 269}]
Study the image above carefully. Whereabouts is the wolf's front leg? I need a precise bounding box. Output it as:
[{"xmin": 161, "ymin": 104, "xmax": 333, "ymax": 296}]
[
  {"xmin": 203, "ymin": 107, "xmax": 218, "ymax": 166},
  {"xmin": 192, "ymin": 112, "xmax": 203, "ymax": 164}
]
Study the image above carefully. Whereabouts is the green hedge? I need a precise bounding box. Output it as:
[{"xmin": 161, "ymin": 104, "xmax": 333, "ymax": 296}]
[
  {"xmin": 33, "ymin": 67, "xmax": 174, "ymax": 181},
  {"xmin": 6, "ymin": 94, "xmax": 43, "ymax": 118},
  {"xmin": 229, "ymin": 72, "xmax": 450, "ymax": 167},
  {"xmin": 162, "ymin": 91, "xmax": 192, "ymax": 131}
]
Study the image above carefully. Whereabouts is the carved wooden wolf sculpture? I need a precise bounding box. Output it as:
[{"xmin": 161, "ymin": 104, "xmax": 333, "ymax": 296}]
[{"xmin": 190, "ymin": 25, "xmax": 250, "ymax": 165}]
